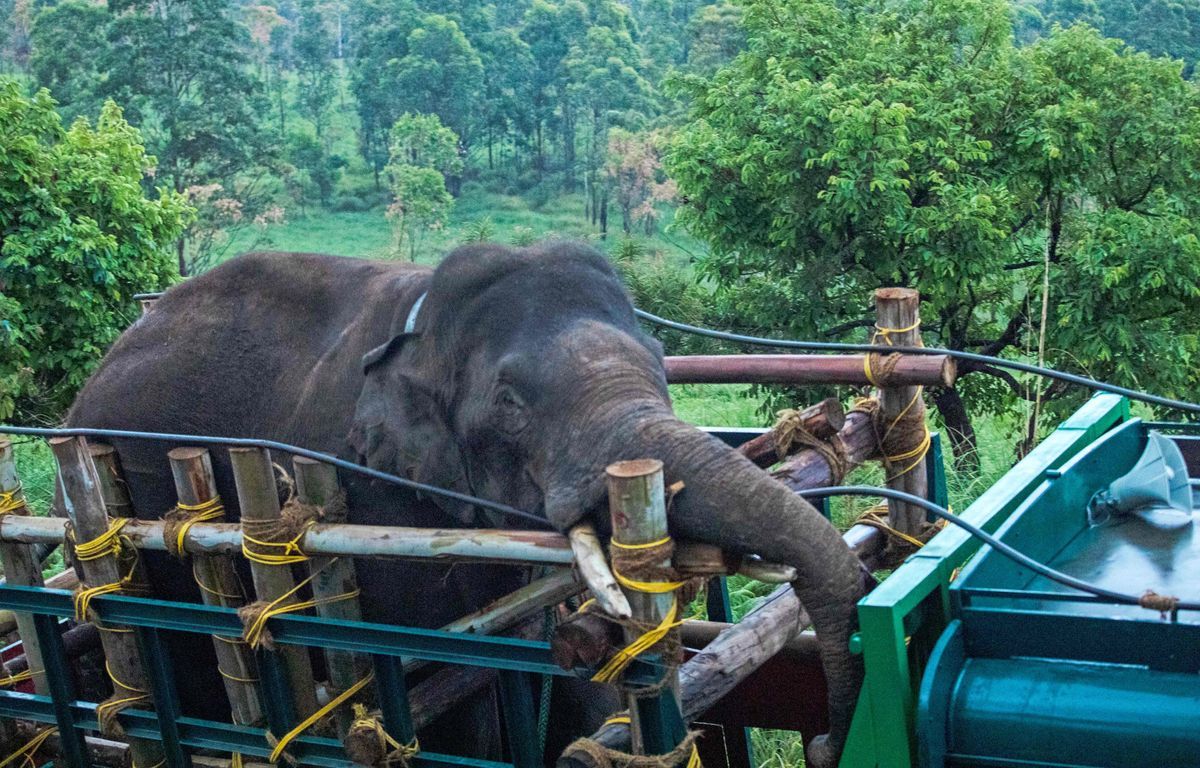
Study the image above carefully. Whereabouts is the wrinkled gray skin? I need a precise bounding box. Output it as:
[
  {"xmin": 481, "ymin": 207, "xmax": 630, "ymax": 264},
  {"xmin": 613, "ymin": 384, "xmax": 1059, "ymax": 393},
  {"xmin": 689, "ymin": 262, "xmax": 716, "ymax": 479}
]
[{"xmin": 67, "ymin": 244, "xmax": 863, "ymax": 767}]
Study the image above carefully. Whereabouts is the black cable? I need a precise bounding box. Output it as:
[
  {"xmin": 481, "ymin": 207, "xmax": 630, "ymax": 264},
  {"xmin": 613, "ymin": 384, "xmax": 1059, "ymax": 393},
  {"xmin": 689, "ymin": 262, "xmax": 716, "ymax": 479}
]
[
  {"xmin": 0, "ymin": 425, "xmax": 554, "ymax": 530},
  {"xmin": 796, "ymin": 485, "xmax": 1199, "ymax": 612},
  {"xmin": 635, "ymin": 308, "xmax": 1200, "ymax": 416}
]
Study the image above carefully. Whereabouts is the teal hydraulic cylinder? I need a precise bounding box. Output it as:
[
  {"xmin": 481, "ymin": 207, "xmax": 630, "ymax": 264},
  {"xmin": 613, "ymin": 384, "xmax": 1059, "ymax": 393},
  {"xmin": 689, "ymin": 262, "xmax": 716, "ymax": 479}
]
[{"xmin": 919, "ymin": 622, "xmax": 1200, "ymax": 767}]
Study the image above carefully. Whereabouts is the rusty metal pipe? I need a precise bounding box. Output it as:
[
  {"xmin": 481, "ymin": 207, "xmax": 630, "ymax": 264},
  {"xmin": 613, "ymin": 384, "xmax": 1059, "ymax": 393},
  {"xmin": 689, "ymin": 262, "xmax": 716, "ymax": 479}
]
[{"xmin": 664, "ymin": 354, "xmax": 955, "ymax": 387}]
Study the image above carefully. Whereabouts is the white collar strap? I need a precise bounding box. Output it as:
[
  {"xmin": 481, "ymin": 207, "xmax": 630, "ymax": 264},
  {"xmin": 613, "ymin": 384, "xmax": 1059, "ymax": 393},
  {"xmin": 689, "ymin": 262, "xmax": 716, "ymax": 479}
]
[{"xmin": 404, "ymin": 292, "xmax": 427, "ymax": 334}]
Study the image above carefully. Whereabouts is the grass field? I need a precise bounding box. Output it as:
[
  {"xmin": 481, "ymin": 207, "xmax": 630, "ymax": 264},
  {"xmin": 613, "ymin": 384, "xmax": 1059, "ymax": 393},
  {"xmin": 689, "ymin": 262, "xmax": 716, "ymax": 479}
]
[{"xmin": 224, "ymin": 187, "xmax": 703, "ymax": 269}]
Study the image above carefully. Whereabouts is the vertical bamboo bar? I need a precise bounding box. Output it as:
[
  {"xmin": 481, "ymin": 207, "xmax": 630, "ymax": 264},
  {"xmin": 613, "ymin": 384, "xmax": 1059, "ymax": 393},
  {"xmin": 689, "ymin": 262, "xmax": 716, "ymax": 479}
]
[
  {"xmin": 50, "ymin": 436, "xmax": 163, "ymax": 768},
  {"xmin": 605, "ymin": 459, "xmax": 678, "ymax": 755},
  {"xmin": 227, "ymin": 448, "xmax": 319, "ymax": 720},
  {"xmin": 168, "ymin": 448, "xmax": 263, "ymax": 728},
  {"xmin": 293, "ymin": 456, "xmax": 368, "ymax": 737},
  {"xmin": 0, "ymin": 440, "xmax": 50, "ymax": 697},
  {"xmin": 89, "ymin": 445, "xmax": 134, "ymax": 519},
  {"xmin": 875, "ymin": 287, "xmax": 929, "ymax": 535}
]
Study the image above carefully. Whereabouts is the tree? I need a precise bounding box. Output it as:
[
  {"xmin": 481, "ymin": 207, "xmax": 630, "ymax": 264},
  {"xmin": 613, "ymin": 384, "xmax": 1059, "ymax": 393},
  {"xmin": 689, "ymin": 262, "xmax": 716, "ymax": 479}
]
[
  {"xmin": 0, "ymin": 83, "xmax": 193, "ymax": 420},
  {"xmin": 385, "ymin": 114, "xmax": 461, "ymax": 260},
  {"xmin": 565, "ymin": 3, "xmax": 653, "ymax": 233},
  {"xmin": 293, "ymin": 0, "xmax": 337, "ymax": 139},
  {"xmin": 105, "ymin": 0, "xmax": 271, "ymax": 194},
  {"xmin": 29, "ymin": 1, "xmax": 110, "ymax": 123},
  {"xmin": 386, "ymin": 14, "xmax": 484, "ymax": 155},
  {"xmin": 668, "ymin": 0, "xmax": 1200, "ymax": 467},
  {"xmin": 605, "ymin": 129, "xmax": 676, "ymax": 234},
  {"xmin": 348, "ymin": 0, "xmax": 419, "ymax": 186}
]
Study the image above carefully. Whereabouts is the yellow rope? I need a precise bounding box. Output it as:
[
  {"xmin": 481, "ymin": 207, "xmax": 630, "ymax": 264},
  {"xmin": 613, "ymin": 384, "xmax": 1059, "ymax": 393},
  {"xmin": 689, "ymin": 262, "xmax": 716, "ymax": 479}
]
[
  {"xmin": 242, "ymin": 567, "xmax": 360, "ymax": 650},
  {"xmin": 0, "ymin": 669, "xmax": 38, "ymax": 687},
  {"xmin": 610, "ymin": 538, "xmax": 688, "ymax": 594},
  {"xmin": 873, "ymin": 319, "xmax": 921, "ymax": 341},
  {"xmin": 172, "ymin": 498, "xmax": 226, "ymax": 557},
  {"xmin": 0, "ymin": 487, "xmax": 27, "ymax": 516},
  {"xmin": 74, "ymin": 517, "xmax": 130, "ymax": 561},
  {"xmin": 268, "ymin": 671, "xmax": 375, "ymax": 763},
  {"xmin": 97, "ymin": 661, "xmax": 151, "ymax": 730},
  {"xmin": 595, "ymin": 714, "xmax": 700, "ymax": 768},
  {"xmin": 219, "ymin": 669, "xmax": 260, "ymax": 684},
  {"xmin": 591, "ymin": 598, "xmax": 682, "ymax": 684},
  {"xmin": 242, "ymin": 521, "xmax": 314, "ymax": 566},
  {"xmin": 194, "ymin": 562, "xmax": 244, "ymax": 601},
  {"xmin": 347, "ymin": 702, "xmax": 420, "ymax": 766},
  {"xmin": 0, "ymin": 727, "xmax": 56, "ymax": 768}
]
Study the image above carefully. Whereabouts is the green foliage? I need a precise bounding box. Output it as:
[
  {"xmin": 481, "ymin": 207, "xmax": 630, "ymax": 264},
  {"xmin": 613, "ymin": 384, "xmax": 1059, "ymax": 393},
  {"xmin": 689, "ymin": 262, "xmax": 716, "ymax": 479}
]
[
  {"xmin": 293, "ymin": 0, "xmax": 338, "ymax": 138},
  {"xmin": 104, "ymin": 0, "xmax": 273, "ymax": 195},
  {"xmin": 0, "ymin": 83, "xmax": 193, "ymax": 420},
  {"xmin": 385, "ymin": 113, "xmax": 460, "ymax": 260},
  {"xmin": 462, "ymin": 216, "xmax": 496, "ymax": 243},
  {"xmin": 1016, "ymin": 0, "xmax": 1200, "ymax": 68},
  {"xmin": 668, "ymin": 0, "xmax": 1200, "ymax": 456},
  {"xmin": 29, "ymin": 1, "xmax": 110, "ymax": 124}
]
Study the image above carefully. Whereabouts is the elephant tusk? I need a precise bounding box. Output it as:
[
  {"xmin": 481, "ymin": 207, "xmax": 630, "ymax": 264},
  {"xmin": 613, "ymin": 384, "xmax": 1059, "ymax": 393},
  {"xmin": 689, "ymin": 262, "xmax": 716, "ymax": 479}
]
[{"xmin": 568, "ymin": 522, "xmax": 632, "ymax": 620}]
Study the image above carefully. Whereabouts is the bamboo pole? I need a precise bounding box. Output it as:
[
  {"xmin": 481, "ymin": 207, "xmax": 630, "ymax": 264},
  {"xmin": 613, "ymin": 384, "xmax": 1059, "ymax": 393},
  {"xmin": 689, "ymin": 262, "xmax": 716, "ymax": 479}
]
[
  {"xmin": 88, "ymin": 445, "xmax": 134, "ymax": 519},
  {"xmin": 227, "ymin": 447, "xmax": 319, "ymax": 720},
  {"xmin": 875, "ymin": 288, "xmax": 929, "ymax": 535},
  {"xmin": 605, "ymin": 459, "xmax": 679, "ymax": 755},
  {"xmin": 168, "ymin": 447, "xmax": 263, "ymax": 729},
  {"xmin": 0, "ymin": 515, "xmax": 574, "ymax": 565},
  {"xmin": 0, "ymin": 440, "xmax": 50, "ymax": 698},
  {"xmin": 664, "ymin": 353, "xmax": 954, "ymax": 387},
  {"xmin": 50, "ymin": 436, "xmax": 163, "ymax": 768},
  {"xmin": 293, "ymin": 457, "xmax": 367, "ymax": 736}
]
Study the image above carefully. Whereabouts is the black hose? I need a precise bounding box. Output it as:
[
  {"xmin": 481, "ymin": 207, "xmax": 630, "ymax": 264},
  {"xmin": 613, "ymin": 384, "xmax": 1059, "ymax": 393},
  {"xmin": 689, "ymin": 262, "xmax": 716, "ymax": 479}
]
[
  {"xmin": 0, "ymin": 425, "xmax": 554, "ymax": 530},
  {"xmin": 635, "ymin": 308, "xmax": 1200, "ymax": 416},
  {"xmin": 796, "ymin": 485, "xmax": 1199, "ymax": 613}
]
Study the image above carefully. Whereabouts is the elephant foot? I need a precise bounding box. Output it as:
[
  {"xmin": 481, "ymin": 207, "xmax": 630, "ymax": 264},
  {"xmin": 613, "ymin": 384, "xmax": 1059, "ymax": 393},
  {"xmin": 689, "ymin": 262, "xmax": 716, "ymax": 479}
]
[{"xmin": 806, "ymin": 734, "xmax": 840, "ymax": 768}]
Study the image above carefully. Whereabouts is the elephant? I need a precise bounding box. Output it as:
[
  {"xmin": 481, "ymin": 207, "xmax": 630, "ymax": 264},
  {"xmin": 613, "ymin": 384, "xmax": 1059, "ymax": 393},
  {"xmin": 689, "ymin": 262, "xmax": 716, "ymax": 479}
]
[{"xmin": 66, "ymin": 243, "xmax": 866, "ymax": 767}]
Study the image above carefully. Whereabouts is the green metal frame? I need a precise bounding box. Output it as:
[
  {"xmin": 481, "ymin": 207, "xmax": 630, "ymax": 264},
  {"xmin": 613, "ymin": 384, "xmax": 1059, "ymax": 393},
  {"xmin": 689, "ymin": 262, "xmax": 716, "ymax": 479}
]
[
  {"xmin": 0, "ymin": 584, "xmax": 675, "ymax": 768},
  {"xmin": 837, "ymin": 393, "xmax": 1132, "ymax": 768}
]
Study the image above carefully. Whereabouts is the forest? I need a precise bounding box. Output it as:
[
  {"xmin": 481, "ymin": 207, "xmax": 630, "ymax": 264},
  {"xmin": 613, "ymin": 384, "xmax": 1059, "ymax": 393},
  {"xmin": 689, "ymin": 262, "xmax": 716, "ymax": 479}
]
[{"xmin": 3, "ymin": 0, "xmax": 1200, "ymax": 489}]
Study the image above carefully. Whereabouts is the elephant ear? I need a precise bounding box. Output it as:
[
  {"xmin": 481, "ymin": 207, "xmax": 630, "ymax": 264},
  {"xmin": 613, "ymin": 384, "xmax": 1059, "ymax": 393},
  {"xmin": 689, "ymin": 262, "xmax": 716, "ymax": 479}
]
[{"xmin": 349, "ymin": 337, "xmax": 477, "ymax": 524}]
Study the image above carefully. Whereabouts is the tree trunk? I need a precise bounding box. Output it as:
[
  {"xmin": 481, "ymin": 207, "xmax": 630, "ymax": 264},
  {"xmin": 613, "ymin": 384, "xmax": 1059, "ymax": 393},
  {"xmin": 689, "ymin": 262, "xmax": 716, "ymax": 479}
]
[
  {"xmin": 176, "ymin": 238, "xmax": 187, "ymax": 277},
  {"xmin": 599, "ymin": 194, "xmax": 608, "ymax": 239},
  {"xmin": 932, "ymin": 386, "xmax": 979, "ymax": 472}
]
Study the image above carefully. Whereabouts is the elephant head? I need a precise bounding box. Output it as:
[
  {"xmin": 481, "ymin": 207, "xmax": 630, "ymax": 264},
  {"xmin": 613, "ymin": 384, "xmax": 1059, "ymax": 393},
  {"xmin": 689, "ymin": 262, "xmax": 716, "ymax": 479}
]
[{"xmin": 348, "ymin": 242, "xmax": 864, "ymax": 767}]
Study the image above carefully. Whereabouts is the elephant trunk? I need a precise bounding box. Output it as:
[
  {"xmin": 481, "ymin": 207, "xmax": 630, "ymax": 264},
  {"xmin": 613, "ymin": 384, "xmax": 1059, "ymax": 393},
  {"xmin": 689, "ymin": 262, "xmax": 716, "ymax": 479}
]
[{"xmin": 544, "ymin": 401, "xmax": 864, "ymax": 767}]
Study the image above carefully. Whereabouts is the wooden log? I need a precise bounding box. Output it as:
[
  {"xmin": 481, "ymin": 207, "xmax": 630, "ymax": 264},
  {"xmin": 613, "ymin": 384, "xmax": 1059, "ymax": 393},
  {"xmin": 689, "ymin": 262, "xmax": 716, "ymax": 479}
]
[
  {"xmin": 605, "ymin": 459, "xmax": 680, "ymax": 755},
  {"xmin": 168, "ymin": 447, "xmax": 263, "ymax": 729},
  {"xmin": 664, "ymin": 354, "xmax": 954, "ymax": 387},
  {"xmin": 0, "ymin": 515, "xmax": 575, "ymax": 565},
  {"xmin": 0, "ymin": 440, "xmax": 50, "ymax": 698},
  {"xmin": 88, "ymin": 445, "xmax": 135, "ymax": 519},
  {"xmin": 293, "ymin": 456, "xmax": 368, "ymax": 736},
  {"xmin": 874, "ymin": 287, "xmax": 929, "ymax": 535},
  {"xmin": 228, "ymin": 447, "xmax": 319, "ymax": 720},
  {"xmin": 769, "ymin": 410, "xmax": 879, "ymax": 492},
  {"xmin": 737, "ymin": 398, "xmax": 845, "ymax": 469},
  {"xmin": 50, "ymin": 436, "xmax": 163, "ymax": 768},
  {"xmin": 568, "ymin": 523, "xmax": 631, "ymax": 619}
]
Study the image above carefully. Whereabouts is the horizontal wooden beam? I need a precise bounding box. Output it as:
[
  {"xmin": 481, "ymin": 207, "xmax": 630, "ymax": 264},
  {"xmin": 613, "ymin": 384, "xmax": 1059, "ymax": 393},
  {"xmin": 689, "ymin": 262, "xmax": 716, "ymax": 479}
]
[
  {"xmin": 0, "ymin": 515, "xmax": 575, "ymax": 566},
  {"xmin": 664, "ymin": 354, "xmax": 955, "ymax": 387}
]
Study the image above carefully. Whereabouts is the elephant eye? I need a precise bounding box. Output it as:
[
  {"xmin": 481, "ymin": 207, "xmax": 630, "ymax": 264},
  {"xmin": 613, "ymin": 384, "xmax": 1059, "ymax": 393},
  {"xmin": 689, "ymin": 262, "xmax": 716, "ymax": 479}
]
[{"xmin": 494, "ymin": 385, "xmax": 530, "ymax": 436}]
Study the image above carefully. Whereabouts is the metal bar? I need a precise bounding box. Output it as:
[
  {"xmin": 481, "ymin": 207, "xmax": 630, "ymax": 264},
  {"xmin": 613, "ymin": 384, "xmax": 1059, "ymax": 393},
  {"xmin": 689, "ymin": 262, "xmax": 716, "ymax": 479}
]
[
  {"xmin": 32, "ymin": 611, "xmax": 89, "ymax": 767},
  {"xmin": 496, "ymin": 671, "xmax": 540, "ymax": 768},
  {"xmin": 663, "ymin": 354, "xmax": 955, "ymax": 387},
  {"xmin": 135, "ymin": 626, "xmax": 193, "ymax": 768},
  {"xmin": 0, "ymin": 693, "xmax": 509, "ymax": 768},
  {"xmin": 0, "ymin": 586, "xmax": 660, "ymax": 683},
  {"xmin": 372, "ymin": 654, "xmax": 415, "ymax": 744},
  {"xmin": 0, "ymin": 515, "xmax": 573, "ymax": 566}
]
